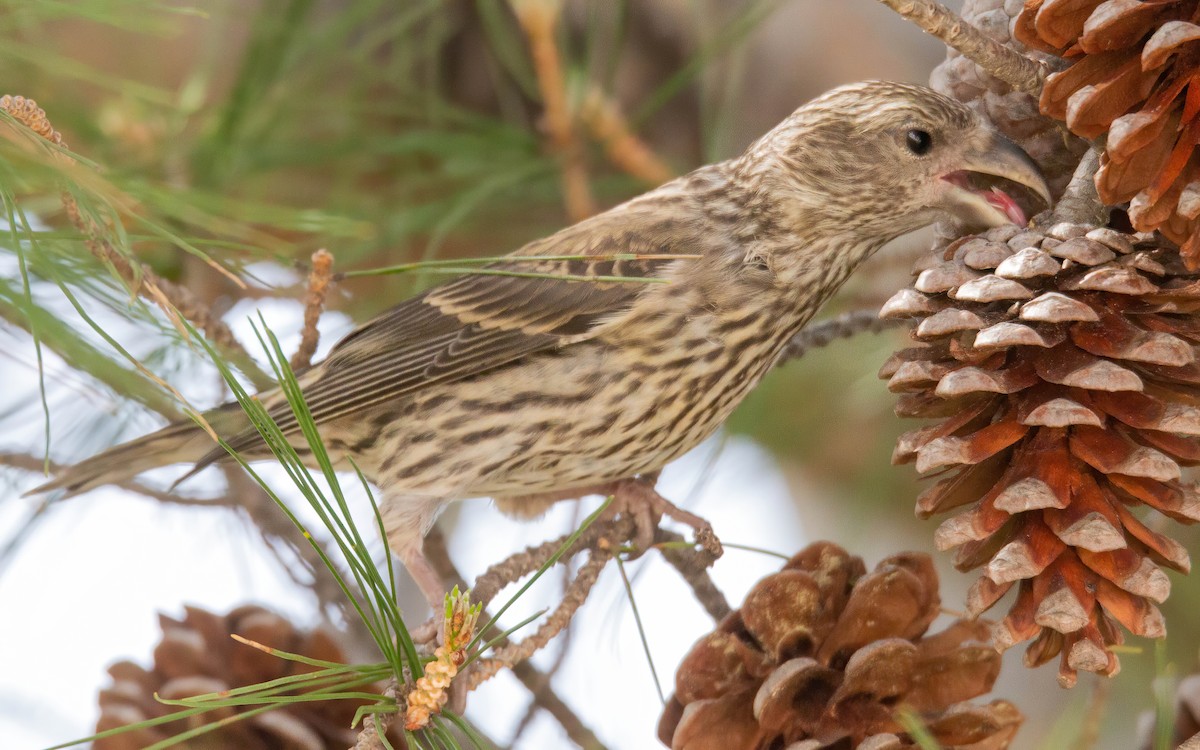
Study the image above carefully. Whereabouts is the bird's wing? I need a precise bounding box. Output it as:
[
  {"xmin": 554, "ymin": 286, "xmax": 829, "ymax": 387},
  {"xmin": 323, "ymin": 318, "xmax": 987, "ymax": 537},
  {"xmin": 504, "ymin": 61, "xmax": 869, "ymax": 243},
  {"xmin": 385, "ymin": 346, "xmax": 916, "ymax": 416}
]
[
  {"xmin": 217, "ymin": 244, "xmax": 679, "ymax": 458},
  {"xmin": 304, "ymin": 253, "xmax": 669, "ymax": 422}
]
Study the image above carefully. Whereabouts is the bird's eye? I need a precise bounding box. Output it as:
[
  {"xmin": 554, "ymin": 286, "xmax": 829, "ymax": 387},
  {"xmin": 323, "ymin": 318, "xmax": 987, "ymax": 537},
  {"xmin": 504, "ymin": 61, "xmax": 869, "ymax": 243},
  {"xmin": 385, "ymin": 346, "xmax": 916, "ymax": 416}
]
[{"xmin": 906, "ymin": 129, "xmax": 933, "ymax": 155}]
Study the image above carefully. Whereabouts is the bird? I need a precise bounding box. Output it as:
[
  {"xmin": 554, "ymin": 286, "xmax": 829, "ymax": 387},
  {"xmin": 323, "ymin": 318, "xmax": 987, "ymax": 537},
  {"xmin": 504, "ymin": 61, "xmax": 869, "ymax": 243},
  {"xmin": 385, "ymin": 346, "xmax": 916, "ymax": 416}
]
[{"xmin": 30, "ymin": 81, "xmax": 1050, "ymax": 620}]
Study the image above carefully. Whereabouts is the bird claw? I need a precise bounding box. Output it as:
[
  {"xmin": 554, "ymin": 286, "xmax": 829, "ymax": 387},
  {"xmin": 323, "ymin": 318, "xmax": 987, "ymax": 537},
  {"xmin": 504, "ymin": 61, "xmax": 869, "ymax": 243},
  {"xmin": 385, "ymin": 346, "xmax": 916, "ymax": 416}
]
[{"xmin": 606, "ymin": 476, "xmax": 722, "ymax": 560}]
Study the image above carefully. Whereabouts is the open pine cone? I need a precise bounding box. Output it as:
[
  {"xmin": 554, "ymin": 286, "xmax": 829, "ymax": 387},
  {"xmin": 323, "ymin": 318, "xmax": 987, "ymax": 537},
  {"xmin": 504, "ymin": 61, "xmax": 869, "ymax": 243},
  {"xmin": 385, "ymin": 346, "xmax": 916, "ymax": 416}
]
[
  {"xmin": 95, "ymin": 605, "xmax": 404, "ymax": 750},
  {"xmin": 930, "ymin": 0, "xmax": 1088, "ymax": 194},
  {"xmin": 1015, "ymin": 0, "xmax": 1200, "ymax": 264},
  {"xmin": 656, "ymin": 542, "xmax": 1021, "ymax": 750},
  {"xmin": 880, "ymin": 221, "xmax": 1200, "ymax": 687}
]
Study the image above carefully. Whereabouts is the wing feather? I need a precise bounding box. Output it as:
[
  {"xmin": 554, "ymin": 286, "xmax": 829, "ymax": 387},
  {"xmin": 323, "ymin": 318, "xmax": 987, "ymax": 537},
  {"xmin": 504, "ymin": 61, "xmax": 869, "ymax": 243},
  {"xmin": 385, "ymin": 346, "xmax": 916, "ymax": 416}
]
[{"xmin": 216, "ymin": 251, "xmax": 675, "ymax": 457}]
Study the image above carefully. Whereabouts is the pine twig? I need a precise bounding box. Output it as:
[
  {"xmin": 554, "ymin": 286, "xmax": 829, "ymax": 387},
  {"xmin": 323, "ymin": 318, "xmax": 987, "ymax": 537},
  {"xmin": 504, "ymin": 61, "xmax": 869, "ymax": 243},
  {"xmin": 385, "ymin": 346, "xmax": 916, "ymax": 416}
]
[
  {"xmin": 290, "ymin": 248, "xmax": 334, "ymax": 371},
  {"xmin": 656, "ymin": 530, "xmax": 730, "ymax": 622},
  {"xmin": 466, "ymin": 545, "xmax": 612, "ymax": 690},
  {"xmin": 510, "ymin": 661, "xmax": 609, "ymax": 750},
  {"xmin": 0, "ymin": 451, "xmax": 219, "ymax": 507},
  {"xmin": 581, "ymin": 88, "xmax": 674, "ymax": 186},
  {"xmin": 423, "ymin": 529, "xmax": 610, "ymax": 750},
  {"xmin": 0, "ymin": 451, "xmax": 356, "ymax": 628},
  {"xmin": 432, "ymin": 512, "xmax": 727, "ymax": 705},
  {"xmin": 874, "ymin": 0, "xmax": 1048, "ymax": 96},
  {"xmin": 511, "ymin": 0, "xmax": 596, "ymax": 221},
  {"xmin": 61, "ymin": 194, "xmax": 271, "ymax": 387},
  {"xmin": 471, "ymin": 515, "xmax": 635, "ymax": 608},
  {"xmin": 352, "ymin": 679, "xmax": 399, "ymax": 750},
  {"xmin": 510, "ymin": 510, "xmax": 584, "ymax": 745},
  {"xmin": 0, "ymin": 94, "xmax": 272, "ymax": 390},
  {"xmin": 777, "ymin": 309, "xmax": 902, "ymax": 366}
]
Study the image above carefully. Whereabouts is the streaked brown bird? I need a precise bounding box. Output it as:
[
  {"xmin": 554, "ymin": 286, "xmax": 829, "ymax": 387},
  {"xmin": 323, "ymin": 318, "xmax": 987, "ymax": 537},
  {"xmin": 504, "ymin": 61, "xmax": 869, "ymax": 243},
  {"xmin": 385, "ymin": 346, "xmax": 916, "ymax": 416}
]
[{"xmin": 33, "ymin": 82, "xmax": 1050, "ymax": 617}]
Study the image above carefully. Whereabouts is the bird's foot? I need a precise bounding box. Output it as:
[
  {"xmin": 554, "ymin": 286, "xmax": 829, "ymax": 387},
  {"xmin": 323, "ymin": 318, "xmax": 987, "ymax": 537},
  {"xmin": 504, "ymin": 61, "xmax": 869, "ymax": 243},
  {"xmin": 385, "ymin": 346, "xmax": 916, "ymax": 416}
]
[{"xmin": 604, "ymin": 474, "xmax": 722, "ymax": 560}]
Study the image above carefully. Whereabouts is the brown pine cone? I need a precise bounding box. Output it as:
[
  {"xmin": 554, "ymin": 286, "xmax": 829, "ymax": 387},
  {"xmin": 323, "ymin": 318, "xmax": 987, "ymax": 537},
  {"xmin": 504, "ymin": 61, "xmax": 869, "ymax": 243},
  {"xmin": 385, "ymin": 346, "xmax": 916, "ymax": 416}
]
[
  {"xmin": 656, "ymin": 542, "xmax": 1021, "ymax": 750},
  {"xmin": 880, "ymin": 221, "xmax": 1200, "ymax": 687},
  {"xmin": 95, "ymin": 604, "xmax": 405, "ymax": 750},
  {"xmin": 929, "ymin": 0, "xmax": 1089, "ymax": 195},
  {"xmin": 1015, "ymin": 0, "xmax": 1200, "ymax": 264}
]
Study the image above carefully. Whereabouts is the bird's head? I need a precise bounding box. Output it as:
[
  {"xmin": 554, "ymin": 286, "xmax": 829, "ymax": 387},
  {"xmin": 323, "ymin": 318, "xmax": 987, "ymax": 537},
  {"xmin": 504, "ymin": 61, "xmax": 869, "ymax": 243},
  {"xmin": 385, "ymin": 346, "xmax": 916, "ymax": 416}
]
[{"xmin": 741, "ymin": 81, "xmax": 1051, "ymax": 242}]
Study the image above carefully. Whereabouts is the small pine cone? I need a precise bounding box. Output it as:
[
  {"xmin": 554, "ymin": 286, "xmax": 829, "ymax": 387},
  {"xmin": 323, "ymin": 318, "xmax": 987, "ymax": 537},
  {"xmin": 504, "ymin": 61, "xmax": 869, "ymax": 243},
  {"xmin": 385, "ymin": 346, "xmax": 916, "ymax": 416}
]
[
  {"xmin": 0, "ymin": 94, "xmax": 65, "ymax": 146},
  {"xmin": 656, "ymin": 542, "xmax": 1021, "ymax": 749},
  {"xmin": 880, "ymin": 222, "xmax": 1200, "ymax": 688},
  {"xmin": 928, "ymin": 0, "xmax": 1088, "ymax": 195},
  {"xmin": 1137, "ymin": 674, "xmax": 1200, "ymax": 749},
  {"xmin": 1014, "ymin": 0, "xmax": 1200, "ymax": 265},
  {"xmin": 95, "ymin": 604, "xmax": 406, "ymax": 750}
]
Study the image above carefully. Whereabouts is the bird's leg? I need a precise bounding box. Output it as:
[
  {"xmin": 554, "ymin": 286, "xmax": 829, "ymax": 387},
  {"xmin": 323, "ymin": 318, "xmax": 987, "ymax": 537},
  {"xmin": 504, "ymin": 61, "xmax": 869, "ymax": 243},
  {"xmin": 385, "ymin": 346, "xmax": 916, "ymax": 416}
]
[
  {"xmin": 401, "ymin": 545, "xmax": 452, "ymax": 645},
  {"xmin": 603, "ymin": 473, "xmax": 723, "ymax": 559},
  {"xmin": 383, "ymin": 495, "xmax": 459, "ymax": 645}
]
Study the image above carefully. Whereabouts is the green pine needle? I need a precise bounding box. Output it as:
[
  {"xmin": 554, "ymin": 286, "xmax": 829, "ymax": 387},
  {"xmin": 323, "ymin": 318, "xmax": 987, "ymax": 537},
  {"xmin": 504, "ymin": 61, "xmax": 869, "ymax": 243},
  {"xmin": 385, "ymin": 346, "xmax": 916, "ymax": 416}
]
[
  {"xmin": 615, "ymin": 555, "xmax": 664, "ymax": 705},
  {"xmin": 897, "ymin": 708, "xmax": 945, "ymax": 750}
]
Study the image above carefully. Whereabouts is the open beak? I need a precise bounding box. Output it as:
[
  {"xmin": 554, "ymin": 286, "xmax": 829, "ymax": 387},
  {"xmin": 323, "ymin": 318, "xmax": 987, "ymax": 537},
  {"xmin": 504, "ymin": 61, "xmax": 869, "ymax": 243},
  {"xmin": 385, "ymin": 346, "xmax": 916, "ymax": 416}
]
[{"xmin": 939, "ymin": 130, "xmax": 1052, "ymax": 229}]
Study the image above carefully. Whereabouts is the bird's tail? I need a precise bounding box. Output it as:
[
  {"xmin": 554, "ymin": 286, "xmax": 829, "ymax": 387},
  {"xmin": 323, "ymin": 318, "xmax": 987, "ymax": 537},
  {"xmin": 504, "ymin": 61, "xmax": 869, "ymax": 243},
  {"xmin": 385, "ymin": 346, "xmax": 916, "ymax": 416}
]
[{"xmin": 24, "ymin": 404, "xmax": 249, "ymax": 498}]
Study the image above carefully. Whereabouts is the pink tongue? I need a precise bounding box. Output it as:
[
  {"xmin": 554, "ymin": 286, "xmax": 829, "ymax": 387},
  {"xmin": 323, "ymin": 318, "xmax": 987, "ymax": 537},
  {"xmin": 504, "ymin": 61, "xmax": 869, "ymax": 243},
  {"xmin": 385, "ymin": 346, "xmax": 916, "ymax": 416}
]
[{"xmin": 987, "ymin": 187, "xmax": 1027, "ymax": 226}]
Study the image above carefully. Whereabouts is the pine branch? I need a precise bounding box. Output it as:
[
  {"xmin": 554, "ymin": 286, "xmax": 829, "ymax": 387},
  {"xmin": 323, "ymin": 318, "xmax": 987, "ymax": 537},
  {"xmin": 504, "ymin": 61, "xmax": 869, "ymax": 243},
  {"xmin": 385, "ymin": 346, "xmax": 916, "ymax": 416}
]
[
  {"xmin": 511, "ymin": 661, "xmax": 610, "ymax": 750},
  {"xmin": 777, "ymin": 309, "xmax": 902, "ymax": 366},
  {"xmin": 352, "ymin": 680, "xmax": 400, "ymax": 750},
  {"xmin": 657, "ymin": 530, "xmax": 730, "ymax": 622},
  {"xmin": 581, "ymin": 88, "xmax": 675, "ymax": 186},
  {"xmin": 470, "ymin": 514, "xmax": 637, "ymax": 609},
  {"xmin": 875, "ymin": 0, "xmax": 1048, "ymax": 95},
  {"xmin": 467, "ymin": 546, "xmax": 611, "ymax": 689},
  {"xmin": 423, "ymin": 527, "xmax": 611, "ymax": 750},
  {"xmin": 511, "ymin": 0, "xmax": 596, "ymax": 221}
]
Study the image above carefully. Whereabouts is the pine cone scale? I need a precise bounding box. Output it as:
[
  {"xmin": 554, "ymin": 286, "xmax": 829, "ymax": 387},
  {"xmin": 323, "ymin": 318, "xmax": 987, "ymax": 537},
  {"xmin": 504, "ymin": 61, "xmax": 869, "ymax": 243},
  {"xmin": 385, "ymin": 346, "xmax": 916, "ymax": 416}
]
[
  {"xmin": 883, "ymin": 223, "xmax": 1200, "ymax": 685},
  {"xmin": 659, "ymin": 544, "xmax": 1020, "ymax": 748},
  {"xmin": 95, "ymin": 605, "xmax": 406, "ymax": 749},
  {"xmin": 1017, "ymin": 0, "xmax": 1200, "ymax": 265}
]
